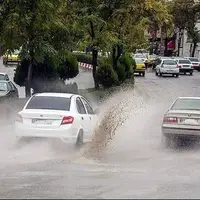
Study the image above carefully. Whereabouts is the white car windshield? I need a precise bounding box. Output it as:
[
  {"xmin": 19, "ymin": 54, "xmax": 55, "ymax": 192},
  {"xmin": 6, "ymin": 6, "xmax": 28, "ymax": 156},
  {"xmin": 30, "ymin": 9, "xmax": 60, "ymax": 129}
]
[
  {"xmin": 135, "ymin": 59, "xmax": 144, "ymax": 64},
  {"xmin": 135, "ymin": 54, "xmax": 146, "ymax": 59},
  {"xmin": 171, "ymin": 99, "xmax": 200, "ymax": 111},
  {"xmin": 26, "ymin": 96, "xmax": 71, "ymax": 111},
  {"xmin": 163, "ymin": 60, "xmax": 177, "ymax": 65},
  {"xmin": 0, "ymin": 82, "xmax": 8, "ymax": 91}
]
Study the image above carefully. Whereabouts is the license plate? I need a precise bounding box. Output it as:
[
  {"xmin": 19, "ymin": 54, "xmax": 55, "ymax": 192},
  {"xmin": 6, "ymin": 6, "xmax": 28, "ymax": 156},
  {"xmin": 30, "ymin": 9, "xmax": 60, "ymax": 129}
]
[
  {"xmin": 180, "ymin": 118, "xmax": 199, "ymax": 125},
  {"xmin": 32, "ymin": 119, "xmax": 52, "ymax": 125}
]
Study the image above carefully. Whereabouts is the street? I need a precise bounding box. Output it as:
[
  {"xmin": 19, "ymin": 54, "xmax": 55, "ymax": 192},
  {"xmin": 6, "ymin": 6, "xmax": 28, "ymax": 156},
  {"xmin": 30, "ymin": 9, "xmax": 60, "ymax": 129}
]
[{"xmin": 1, "ymin": 62, "xmax": 200, "ymax": 198}]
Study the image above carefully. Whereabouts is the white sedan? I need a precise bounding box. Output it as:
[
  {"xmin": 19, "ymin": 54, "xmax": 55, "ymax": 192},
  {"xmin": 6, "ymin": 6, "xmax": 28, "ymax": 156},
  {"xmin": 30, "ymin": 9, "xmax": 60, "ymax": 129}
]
[{"xmin": 15, "ymin": 93, "xmax": 98, "ymax": 147}]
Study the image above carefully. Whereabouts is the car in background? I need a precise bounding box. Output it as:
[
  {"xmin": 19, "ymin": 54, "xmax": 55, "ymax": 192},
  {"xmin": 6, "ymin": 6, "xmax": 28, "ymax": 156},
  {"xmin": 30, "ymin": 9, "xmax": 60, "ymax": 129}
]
[
  {"xmin": 134, "ymin": 58, "xmax": 146, "ymax": 76},
  {"xmin": 0, "ymin": 80, "xmax": 19, "ymax": 99},
  {"xmin": 185, "ymin": 57, "xmax": 200, "ymax": 71},
  {"xmin": 162, "ymin": 97, "xmax": 200, "ymax": 147},
  {"xmin": 152, "ymin": 56, "xmax": 171, "ymax": 70},
  {"xmin": 174, "ymin": 58, "xmax": 193, "ymax": 75},
  {"xmin": 3, "ymin": 50, "xmax": 20, "ymax": 65},
  {"xmin": 0, "ymin": 73, "xmax": 9, "ymax": 81},
  {"xmin": 155, "ymin": 58, "xmax": 179, "ymax": 77},
  {"xmin": 15, "ymin": 93, "xmax": 98, "ymax": 147}
]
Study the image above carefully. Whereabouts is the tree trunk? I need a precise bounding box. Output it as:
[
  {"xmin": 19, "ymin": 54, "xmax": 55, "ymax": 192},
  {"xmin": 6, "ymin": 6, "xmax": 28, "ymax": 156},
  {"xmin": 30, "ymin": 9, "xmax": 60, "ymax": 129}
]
[
  {"xmin": 112, "ymin": 44, "xmax": 122, "ymax": 70},
  {"xmin": 25, "ymin": 51, "xmax": 34, "ymax": 97},
  {"xmin": 191, "ymin": 42, "xmax": 197, "ymax": 57},
  {"xmin": 92, "ymin": 48, "xmax": 99, "ymax": 90}
]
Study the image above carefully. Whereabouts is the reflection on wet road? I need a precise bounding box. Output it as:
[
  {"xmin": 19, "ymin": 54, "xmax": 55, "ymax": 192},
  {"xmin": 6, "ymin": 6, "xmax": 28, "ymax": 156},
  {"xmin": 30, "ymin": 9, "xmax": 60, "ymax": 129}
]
[{"xmin": 1, "ymin": 62, "xmax": 200, "ymax": 198}]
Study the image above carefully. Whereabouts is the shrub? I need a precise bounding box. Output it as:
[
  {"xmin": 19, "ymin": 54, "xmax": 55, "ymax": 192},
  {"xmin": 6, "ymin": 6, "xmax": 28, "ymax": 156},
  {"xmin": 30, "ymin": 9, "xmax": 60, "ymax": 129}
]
[
  {"xmin": 115, "ymin": 62, "xmax": 126, "ymax": 82},
  {"xmin": 73, "ymin": 53, "xmax": 93, "ymax": 65},
  {"xmin": 57, "ymin": 52, "xmax": 79, "ymax": 80},
  {"xmin": 14, "ymin": 51, "xmax": 79, "ymax": 92},
  {"xmin": 119, "ymin": 53, "xmax": 136, "ymax": 78},
  {"xmin": 73, "ymin": 52, "xmax": 104, "ymax": 66},
  {"xmin": 97, "ymin": 63, "xmax": 118, "ymax": 88}
]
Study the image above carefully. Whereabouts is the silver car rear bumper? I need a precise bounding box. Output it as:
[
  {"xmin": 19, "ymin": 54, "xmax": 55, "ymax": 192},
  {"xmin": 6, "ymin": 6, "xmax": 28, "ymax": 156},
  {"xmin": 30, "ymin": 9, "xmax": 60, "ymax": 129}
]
[{"xmin": 162, "ymin": 127, "xmax": 200, "ymax": 136}]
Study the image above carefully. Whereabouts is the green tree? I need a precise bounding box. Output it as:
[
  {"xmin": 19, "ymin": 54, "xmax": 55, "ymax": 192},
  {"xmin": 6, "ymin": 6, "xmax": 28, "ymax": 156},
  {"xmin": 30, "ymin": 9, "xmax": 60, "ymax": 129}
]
[
  {"xmin": 170, "ymin": 0, "xmax": 200, "ymax": 57},
  {"xmin": 0, "ymin": 0, "xmax": 69, "ymax": 96}
]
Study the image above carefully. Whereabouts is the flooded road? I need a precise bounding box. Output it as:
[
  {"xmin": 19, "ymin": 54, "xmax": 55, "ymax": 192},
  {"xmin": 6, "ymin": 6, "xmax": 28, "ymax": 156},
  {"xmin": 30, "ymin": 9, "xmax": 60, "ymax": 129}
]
[{"xmin": 1, "ymin": 63, "xmax": 200, "ymax": 198}]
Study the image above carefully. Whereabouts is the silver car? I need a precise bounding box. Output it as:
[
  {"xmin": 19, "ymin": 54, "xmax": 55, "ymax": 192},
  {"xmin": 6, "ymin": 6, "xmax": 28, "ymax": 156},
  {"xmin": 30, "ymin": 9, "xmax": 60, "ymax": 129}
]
[
  {"xmin": 162, "ymin": 97, "xmax": 200, "ymax": 147},
  {"xmin": 155, "ymin": 59, "xmax": 179, "ymax": 77}
]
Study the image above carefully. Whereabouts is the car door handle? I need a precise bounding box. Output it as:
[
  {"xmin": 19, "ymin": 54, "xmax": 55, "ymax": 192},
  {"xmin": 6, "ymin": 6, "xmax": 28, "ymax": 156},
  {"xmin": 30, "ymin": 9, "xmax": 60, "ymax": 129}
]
[
  {"xmin": 89, "ymin": 117, "xmax": 91, "ymax": 120},
  {"xmin": 81, "ymin": 117, "xmax": 84, "ymax": 120}
]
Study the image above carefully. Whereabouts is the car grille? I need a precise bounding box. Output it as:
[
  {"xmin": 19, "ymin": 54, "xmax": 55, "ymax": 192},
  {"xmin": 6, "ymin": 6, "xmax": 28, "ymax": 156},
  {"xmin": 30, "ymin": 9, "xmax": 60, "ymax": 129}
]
[{"xmin": 182, "ymin": 65, "xmax": 191, "ymax": 68}]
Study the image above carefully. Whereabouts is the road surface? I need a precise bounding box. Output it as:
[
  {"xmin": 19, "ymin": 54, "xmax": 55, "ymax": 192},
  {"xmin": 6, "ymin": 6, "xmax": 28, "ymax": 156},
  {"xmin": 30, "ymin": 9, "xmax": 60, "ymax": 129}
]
[{"xmin": 1, "ymin": 62, "xmax": 200, "ymax": 198}]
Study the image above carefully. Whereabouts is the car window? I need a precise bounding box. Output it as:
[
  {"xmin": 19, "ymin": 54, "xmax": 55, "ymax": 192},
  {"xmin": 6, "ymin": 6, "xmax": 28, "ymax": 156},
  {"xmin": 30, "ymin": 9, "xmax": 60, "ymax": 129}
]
[
  {"xmin": 171, "ymin": 99, "xmax": 200, "ymax": 111},
  {"xmin": 76, "ymin": 97, "xmax": 86, "ymax": 114},
  {"xmin": 26, "ymin": 96, "xmax": 71, "ymax": 111},
  {"xmin": 81, "ymin": 98, "xmax": 94, "ymax": 114},
  {"xmin": 0, "ymin": 82, "xmax": 8, "ymax": 91},
  {"xmin": 178, "ymin": 59, "xmax": 191, "ymax": 64},
  {"xmin": 163, "ymin": 60, "xmax": 177, "ymax": 65},
  {"xmin": 157, "ymin": 59, "xmax": 161, "ymax": 65},
  {"xmin": 0, "ymin": 75, "xmax": 5, "ymax": 80},
  {"xmin": 8, "ymin": 82, "xmax": 15, "ymax": 90},
  {"xmin": 5, "ymin": 75, "xmax": 9, "ymax": 80},
  {"xmin": 135, "ymin": 59, "xmax": 144, "ymax": 64}
]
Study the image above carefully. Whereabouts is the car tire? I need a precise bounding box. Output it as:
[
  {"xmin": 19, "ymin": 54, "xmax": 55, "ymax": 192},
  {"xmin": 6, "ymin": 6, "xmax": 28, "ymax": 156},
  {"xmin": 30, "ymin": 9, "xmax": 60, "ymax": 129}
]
[
  {"xmin": 142, "ymin": 72, "xmax": 145, "ymax": 77},
  {"xmin": 162, "ymin": 134, "xmax": 172, "ymax": 148},
  {"xmin": 155, "ymin": 71, "xmax": 158, "ymax": 76},
  {"xmin": 190, "ymin": 72, "xmax": 193, "ymax": 76},
  {"xmin": 175, "ymin": 74, "xmax": 179, "ymax": 78},
  {"xmin": 76, "ymin": 130, "xmax": 84, "ymax": 148},
  {"xmin": 159, "ymin": 72, "xmax": 163, "ymax": 77}
]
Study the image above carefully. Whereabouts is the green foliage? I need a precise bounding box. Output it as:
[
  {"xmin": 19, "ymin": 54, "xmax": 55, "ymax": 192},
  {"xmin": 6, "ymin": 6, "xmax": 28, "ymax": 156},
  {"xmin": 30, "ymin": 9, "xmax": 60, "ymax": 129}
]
[
  {"xmin": 119, "ymin": 53, "xmax": 135, "ymax": 78},
  {"xmin": 56, "ymin": 52, "xmax": 79, "ymax": 80},
  {"xmin": 115, "ymin": 62, "xmax": 126, "ymax": 82},
  {"xmin": 73, "ymin": 53, "xmax": 93, "ymax": 65},
  {"xmin": 97, "ymin": 62, "xmax": 118, "ymax": 88},
  {"xmin": 14, "ymin": 52, "xmax": 79, "ymax": 88}
]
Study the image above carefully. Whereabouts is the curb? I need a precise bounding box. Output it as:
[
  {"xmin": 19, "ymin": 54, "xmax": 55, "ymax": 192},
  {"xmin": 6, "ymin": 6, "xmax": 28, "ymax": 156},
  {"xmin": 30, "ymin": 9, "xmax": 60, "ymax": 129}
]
[{"xmin": 78, "ymin": 62, "xmax": 93, "ymax": 70}]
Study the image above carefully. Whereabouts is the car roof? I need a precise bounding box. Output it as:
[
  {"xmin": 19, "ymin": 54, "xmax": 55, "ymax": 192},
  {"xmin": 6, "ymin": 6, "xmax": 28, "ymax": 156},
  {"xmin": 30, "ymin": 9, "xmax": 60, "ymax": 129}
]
[
  {"xmin": 177, "ymin": 97, "xmax": 200, "ymax": 100},
  {"xmin": 0, "ymin": 73, "xmax": 6, "ymax": 75},
  {"xmin": 34, "ymin": 92, "xmax": 76, "ymax": 98}
]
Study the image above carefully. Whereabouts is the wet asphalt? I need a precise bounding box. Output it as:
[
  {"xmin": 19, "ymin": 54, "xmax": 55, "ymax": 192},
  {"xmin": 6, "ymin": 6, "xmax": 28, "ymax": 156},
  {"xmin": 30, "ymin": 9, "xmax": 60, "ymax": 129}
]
[{"xmin": 1, "ymin": 61, "xmax": 200, "ymax": 198}]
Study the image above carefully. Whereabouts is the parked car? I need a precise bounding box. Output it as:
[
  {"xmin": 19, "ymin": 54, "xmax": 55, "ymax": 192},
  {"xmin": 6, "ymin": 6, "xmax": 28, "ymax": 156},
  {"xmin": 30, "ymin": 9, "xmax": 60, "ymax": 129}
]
[
  {"xmin": 15, "ymin": 93, "xmax": 98, "ymax": 147},
  {"xmin": 174, "ymin": 58, "xmax": 193, "ymax": 75},
  {"xmin": 2, "ymin": 50, "xmax": 20, "ymax": 65},
  {"xmin": 162, "ymin": 97, "xmax": 200, "ymax": 147},
  {"xmin": 185, "ymin": 57, "xmax": 200, "ymax": 71},
  {"xmin": 155, "ymin": 58, "xmax": 179, "ymax": 77},
  {"xmin": 0, "ymin": 73, "xmax": 9, "ymax": 81},
  {"xmin": 0, "ymin": 80, "xmax": 19, "ymax": 99},
  {"xmin": 134, "ymin": 58, "xmax": 146, "ymax": 76}
]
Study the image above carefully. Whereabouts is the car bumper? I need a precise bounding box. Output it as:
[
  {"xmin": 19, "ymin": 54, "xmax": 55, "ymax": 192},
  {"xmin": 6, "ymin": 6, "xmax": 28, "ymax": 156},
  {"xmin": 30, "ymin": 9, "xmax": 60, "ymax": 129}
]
[
  {"xmin": 15, "ymin": 124, "xmax": 78, "ymax": 142},
  {"xmin": 161, "ymin": 70, "xmax": 179, "ymax": 74},
  {"xmin": 162, "ymin": 126, "xmax": 200, "ymax": 137},
  {"xmin": 135, "ymin": 69, "xmax": 145, "ymax": 73},
  {"xmin": 193, "ymin": 65, "xmax": 200, "ymax": 70},
  {"xmin": 179, "ymin": 68, "xmax": 193, "ymax": 73}
]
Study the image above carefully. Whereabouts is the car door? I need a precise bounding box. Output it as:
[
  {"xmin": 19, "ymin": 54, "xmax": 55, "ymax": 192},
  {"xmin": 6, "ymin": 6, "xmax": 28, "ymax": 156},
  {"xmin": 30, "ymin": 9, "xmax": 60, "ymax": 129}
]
[
  {"xmin": 81, "ymin": 97, "xmax": 96, "ymax": 136},
  {"xmin": 156, "ymin": 59, "xmax": 162, "ymax": 72},
  {"xmin": 76, "ymin": 97, "xmax": 90, "ymax": 137}
]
